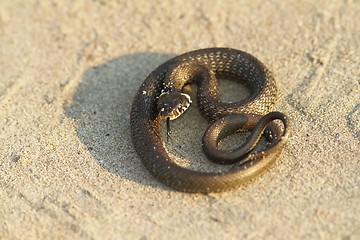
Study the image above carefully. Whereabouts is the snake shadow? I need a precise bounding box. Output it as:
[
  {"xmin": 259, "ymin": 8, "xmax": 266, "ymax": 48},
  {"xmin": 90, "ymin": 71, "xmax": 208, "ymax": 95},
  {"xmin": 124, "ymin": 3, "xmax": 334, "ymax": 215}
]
[
  {"xmin": 64, "ymin": 52, "xmax": 176, "ymax": 190},
  {"xmin": 64, "ymin": 51, "xmax": 253, "ymax": 191}
]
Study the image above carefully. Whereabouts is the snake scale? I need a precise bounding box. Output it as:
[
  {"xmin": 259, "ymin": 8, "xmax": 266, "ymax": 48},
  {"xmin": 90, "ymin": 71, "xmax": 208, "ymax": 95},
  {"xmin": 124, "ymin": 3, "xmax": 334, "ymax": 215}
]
[{"xmin": 130, "ymin": 48, "xmax": 289, "ymax": 193}]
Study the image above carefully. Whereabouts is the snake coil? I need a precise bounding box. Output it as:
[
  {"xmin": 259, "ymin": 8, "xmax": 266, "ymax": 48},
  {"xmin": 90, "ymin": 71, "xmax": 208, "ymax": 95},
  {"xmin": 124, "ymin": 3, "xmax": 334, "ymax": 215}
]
[{"xmin": 130, "ymin": 48, "xmax": 289, "ymax": 193}]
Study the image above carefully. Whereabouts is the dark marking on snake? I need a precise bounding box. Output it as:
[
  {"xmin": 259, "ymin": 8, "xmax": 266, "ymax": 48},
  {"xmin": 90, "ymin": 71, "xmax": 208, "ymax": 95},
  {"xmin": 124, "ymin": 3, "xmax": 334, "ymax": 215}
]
[{"xmin": 130, "ymin": 48, "xmax": 289, "ymax": 193}]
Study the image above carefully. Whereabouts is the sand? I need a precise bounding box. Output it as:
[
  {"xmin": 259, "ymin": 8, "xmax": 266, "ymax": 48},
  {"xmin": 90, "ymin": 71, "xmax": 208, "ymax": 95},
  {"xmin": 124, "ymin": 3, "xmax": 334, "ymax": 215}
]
[{"xmin": 1, "ymin": 0, "xmax": 359, "ymax": 239}]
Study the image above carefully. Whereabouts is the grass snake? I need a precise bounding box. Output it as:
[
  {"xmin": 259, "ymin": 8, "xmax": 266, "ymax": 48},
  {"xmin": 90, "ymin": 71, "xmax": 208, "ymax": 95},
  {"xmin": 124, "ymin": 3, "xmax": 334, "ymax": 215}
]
[{"xmin": 130, "ymin": 48, "xmax": 289, "ymax": 193}]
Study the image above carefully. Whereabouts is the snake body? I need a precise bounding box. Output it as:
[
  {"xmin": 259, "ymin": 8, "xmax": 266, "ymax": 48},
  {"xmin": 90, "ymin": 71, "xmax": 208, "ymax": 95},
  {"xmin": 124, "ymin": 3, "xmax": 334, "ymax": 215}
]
[{"xmin": 130, "ymin": 48, "xmax": 289, "ymax": 193}]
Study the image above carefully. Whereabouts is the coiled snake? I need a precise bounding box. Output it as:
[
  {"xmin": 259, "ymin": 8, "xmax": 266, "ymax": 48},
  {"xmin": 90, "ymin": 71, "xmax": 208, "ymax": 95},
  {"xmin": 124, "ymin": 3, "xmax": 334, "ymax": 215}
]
[{"xmin": 130, "ymin": 48, "xmax": 289, "ymax": 193}]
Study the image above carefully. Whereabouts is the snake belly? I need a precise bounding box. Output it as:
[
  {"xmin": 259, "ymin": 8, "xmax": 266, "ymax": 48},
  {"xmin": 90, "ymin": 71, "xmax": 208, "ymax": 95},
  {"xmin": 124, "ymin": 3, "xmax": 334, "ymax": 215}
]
[{"xmin": 130, "ymin": 48, "xmax": 289, "ymax": 193}]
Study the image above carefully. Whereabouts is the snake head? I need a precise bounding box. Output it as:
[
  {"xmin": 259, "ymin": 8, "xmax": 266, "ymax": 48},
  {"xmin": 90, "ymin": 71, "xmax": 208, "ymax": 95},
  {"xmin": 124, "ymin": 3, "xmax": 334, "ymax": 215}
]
[{"xmin": 157, "ymin": 92, "xmax": 192, "ymax": 120}]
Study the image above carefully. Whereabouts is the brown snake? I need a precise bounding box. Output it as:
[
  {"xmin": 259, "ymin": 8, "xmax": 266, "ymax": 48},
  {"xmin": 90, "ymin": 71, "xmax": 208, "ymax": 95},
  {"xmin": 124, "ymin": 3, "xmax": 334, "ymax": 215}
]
[{"xmin": 130, "ymin": 48, "xmax": 289, "ymax": 193}]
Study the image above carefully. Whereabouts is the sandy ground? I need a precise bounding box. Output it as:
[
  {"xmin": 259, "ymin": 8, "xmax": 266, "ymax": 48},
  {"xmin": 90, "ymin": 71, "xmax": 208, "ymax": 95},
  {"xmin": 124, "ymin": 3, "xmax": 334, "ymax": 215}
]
[{"xmin": 1, "ymin": 0, "xmax": 359, "ymax": 239}]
